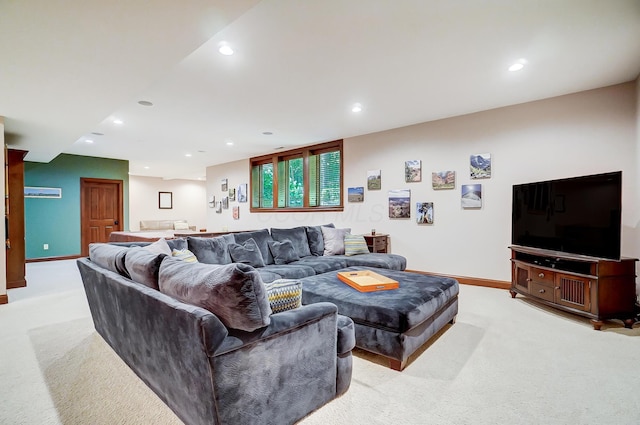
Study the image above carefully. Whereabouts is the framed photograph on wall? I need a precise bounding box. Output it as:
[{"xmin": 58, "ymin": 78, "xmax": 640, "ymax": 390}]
[
  {"xmin": 416, "ymin": 202, "xmax": 434, "ymax": 224},
  {"xmin": 221, "ymin": 178, "xmax": 228, "ymax": 191},
  {"xmin": 470, "ymin": 153, "xmax": 491, "ymax": 179},
  {"xmin": 229, "ymin": 188, "xmax": 236, "ymax": 201},
  {"xmin": 388, "ymin": 189, "xmax": 411, "ymax": 218},
  {"xmin": 432, "ymin": 171, "xmax": 455, "ymax": 190},
  {"xmin": 233, "ymin": 206, "xmax": 240, "ymax": 220},
  {"xmin": 237, "ymin": 184, "xmax": 248, "ymax": 202},
  {"xmin": 367, "ymin": 169, "xmax": 381, "ymax": 190},
  {"xmin": 222, "ymin": 196, "xmax": 229, "ymax": 209},
  {"xmin": 348, "ymin": 187, "xmax": 364, "ymax": 202},
  {"xmin": 461, "ymin": 184, "xmax": 482, "ymax": 208},
  {"xmin": 159, "ymin": 191, "xmax": 172, "ymax": 209},
  {"xmin": 405, "ymin": 160, "xmax": 421, "ymax": 182}
]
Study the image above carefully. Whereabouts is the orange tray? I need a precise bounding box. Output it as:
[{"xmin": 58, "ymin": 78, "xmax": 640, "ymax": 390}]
[{"xmin": 337, "ymin": 270, "xmax": 399, "ymax": 292}]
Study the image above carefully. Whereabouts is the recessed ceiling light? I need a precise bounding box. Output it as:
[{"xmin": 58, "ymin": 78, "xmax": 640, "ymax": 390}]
[
  {"xmin": 351, "ymin": 103, "xmax": 363, "ymax": 113},
  {"xmin": 144, "ymin": 166, "xmax": 150, "ymax": 169},
  {"xmin": 113, "ymin": 119, "xmax": 123, "ymax": 125},
  {"xmin": 226, "ymin": 140, "xmax": 234, "ymax": 146},
  {"xmin": 138, "ymin": 100, "xmax": 153, "ymax": 106},
  {"xmin": 218, "ymin": 42, "xmax": 234, "ymax": 56},
  {"xmin": 262, "ymin": 131, "xmax": 273, "ymax": 136},
  {"xmin": 85, "ymin": 139, "xmax": 94, "ymax": 144},
  {"xmin": 508, "ymin": 58, "xmax": 527, "ymax": 72},
  {"xmin": 185, "ymin": 153, "xmax": 192, "ymax": 157}
]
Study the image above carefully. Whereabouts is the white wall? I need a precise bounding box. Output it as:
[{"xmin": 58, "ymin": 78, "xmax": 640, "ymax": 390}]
[
  {"xmin": 206, "ymin": 83, "xmax": 638, "ymax": 282},
  {"xmin": 129, "ymin": 175, "xmax": 207, "ymax": 231},
  {"xmin": 0, "ymin": 117, "xmax": 6, "ymax": 299}
]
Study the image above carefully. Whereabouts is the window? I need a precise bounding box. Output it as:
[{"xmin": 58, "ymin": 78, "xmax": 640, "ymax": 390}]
[{"xmin": 250, "ymin": 140, "xmax": 343, "ymax": 212}]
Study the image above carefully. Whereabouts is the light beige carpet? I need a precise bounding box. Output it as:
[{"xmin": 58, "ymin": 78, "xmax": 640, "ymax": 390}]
[{"xmin": 2, "ymin": 260, "xmax": 639, "ymax": 424}]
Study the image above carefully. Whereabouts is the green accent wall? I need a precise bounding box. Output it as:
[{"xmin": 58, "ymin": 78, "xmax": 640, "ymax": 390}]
[{"xmin": 24, "ymin": 154, "xmax": 129, "ymax": 259}]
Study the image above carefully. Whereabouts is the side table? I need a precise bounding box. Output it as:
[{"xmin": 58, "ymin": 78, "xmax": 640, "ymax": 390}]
[{"xmin": 362, "ymin": 234, "xmax": 389, "ymax": 253}]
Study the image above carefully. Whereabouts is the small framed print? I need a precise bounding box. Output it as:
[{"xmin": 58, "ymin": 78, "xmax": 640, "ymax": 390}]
[
  {"xmin": 159, "ymin": 192, "xmax": 172, "ymax": 209},
  {"xmin": 405, "ymin": 160, "xmax": 421, "ymax": 182},
  {"xmin": 221, "ymin": 178, "xmax": 228, "ymax": 191}
]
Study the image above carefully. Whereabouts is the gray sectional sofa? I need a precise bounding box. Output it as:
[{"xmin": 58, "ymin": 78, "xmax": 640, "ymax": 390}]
[{"xmin": 78, "ymin": 224, "xmax": 458, "ymax": 423}]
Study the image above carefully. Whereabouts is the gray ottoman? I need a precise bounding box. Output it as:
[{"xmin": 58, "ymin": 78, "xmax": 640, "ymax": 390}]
[{"xmin": 300, "ymin": 266, "xmax": 459, "ymax": 371}]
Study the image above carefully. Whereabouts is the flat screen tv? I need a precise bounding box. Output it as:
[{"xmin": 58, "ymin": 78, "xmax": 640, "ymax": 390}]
[{"xmin": 511, "ymin": 171, "xmax": 622, "ymax": 260}]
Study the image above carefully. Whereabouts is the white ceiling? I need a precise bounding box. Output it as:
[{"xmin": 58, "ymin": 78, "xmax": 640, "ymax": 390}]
[{"xmin": 2, "ymin": 0, "xmax": 640, "ymax": 181}]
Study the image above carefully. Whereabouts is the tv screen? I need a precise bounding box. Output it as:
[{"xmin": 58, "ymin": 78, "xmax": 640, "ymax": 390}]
[{"xmin": 511, "ymin": 171, "xmax": 622, "ymax": 260}]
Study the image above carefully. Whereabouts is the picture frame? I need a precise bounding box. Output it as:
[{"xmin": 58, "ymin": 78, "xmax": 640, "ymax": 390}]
[
  {"xmin": 221, "ymin": 178, "xmax": 228, "ymax": 192},
  {"xmin": 222, "ymin": 196, "xmax": 229, "ymax": 209},
  {"xmin": 237, "ymin": 183, "xmax": 248, "ymax": 203},
  {"xmin": 461, "ymin": 184, "xmax": 482, "ymax": 208},
  {"xmin": 388, "ymin": 189, "xmax": 411, "ymax": 218},
  {"xmin": 229, "ymin": 188, "xmax": 236, "ymax": 201},
  {"xmin": 24, "ymin": 186, "xmax": 62, "ymax": 199},
  {"xmin": 348, "ymin": 187, "xmax": 364, "ymax": 202},
  {"xmin": 233, "ymin": 206, "xmax": 240, "ymax": 220},
  {"xmin": 216, "ymin": 201, "xmax": 222, "ymax": 213},
  {"xmin": 159, "ymin": 191, "xmax": 173, "ymax": 209},
  {"xmin": 367, "ymin": 170, "xmax": 381, "ymax": 190},
  {"xmin": 416, "ymin": 202, "xmax": 434, "ymax": 224},
  {"xmin": 432, "ymin": 171, "xmax": 455, "ymax": 190},
  {"xmin": 470, "ymin": 153, "xmax": 491, "ymax": 179},
  {"xmin": 405, "ymin": 160, "xmax": 421, "ymax": 182}
]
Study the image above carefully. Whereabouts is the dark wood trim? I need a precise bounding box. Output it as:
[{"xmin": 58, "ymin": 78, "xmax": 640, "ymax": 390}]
[
  {"xmin": 0, "ymin": 294, "xmax": 8, "ymax": 304},
  {"xmin": 26, "ymin": 254, "xmax": 83, "ymax": 263},
  {"xmin": 405, "ymin": 269, "xmax": 511, "ymax": 290}
]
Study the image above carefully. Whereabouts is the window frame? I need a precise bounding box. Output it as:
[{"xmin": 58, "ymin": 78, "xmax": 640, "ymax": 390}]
[{"xmin": 250, "ymin": 140, "xmax": 343, "ymax": 213}]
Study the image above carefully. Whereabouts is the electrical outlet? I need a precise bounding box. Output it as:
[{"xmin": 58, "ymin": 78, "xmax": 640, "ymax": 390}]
[{"xmin": 43, "ymin": 243, "xmax": 49, "ymax": 250}]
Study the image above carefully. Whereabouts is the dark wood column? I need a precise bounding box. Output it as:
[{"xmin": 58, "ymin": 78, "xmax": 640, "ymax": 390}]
[{"xmin": 6, "ymin": 148, "xmax": 27, "ymax": 289}]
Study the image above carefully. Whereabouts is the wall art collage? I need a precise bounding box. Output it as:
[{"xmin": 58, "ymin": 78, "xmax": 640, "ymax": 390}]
[{"xmin": 348, "ymin": 153, "xmax": 492, "ymax": 225}]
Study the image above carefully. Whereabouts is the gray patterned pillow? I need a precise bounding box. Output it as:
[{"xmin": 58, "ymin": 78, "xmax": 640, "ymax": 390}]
[
  {"xmin": 267, "ymin": 239, "xmax": 300, "ymax": 265},
  {"xmin": 228, "ymin": 238, "xmax": 266, "ymax": 268},
  {"xmin": 158, "ymin": 258, "xmax": 271, "ymax": 331}
]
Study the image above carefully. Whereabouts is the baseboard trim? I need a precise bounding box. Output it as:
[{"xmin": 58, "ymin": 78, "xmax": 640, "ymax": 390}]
[
  {"xmin": 405, "ymin": 269, "xmax": 511, "ymax": 290},
  {"xmin": 0, "ymin": 294, "xmax": 8, "ymax": 305},
  {"xmin": 26, "ymin": 254, "xmax": 83, "ymax": 263}
]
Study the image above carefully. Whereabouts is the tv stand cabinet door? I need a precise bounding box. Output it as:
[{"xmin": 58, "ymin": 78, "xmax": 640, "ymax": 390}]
[
  {"xmin": 512, "ymin": 262, "xmax": 531, "ymax": 294},
  {"xmin": 553, "ymin": 273, "xmax": 592, "ymax": 313}
]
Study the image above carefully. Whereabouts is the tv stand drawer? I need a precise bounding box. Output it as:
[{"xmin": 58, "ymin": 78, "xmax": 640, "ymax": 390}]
[
  {"xmin": 530, "ymin": 267, "xmax": 554, "ymax": 286},
  {"xmin": 530, "ymin": 282, "xmax": 555, "ymax": 303}
]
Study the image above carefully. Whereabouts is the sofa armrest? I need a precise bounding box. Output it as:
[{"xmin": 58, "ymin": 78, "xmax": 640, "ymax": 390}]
[{"xmin": 214, "ymin": 302, "xmax": 339, "ymax": 355}]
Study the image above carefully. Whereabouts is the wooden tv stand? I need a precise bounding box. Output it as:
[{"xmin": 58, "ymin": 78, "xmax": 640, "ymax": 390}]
[{"xmin": 509, "ymin": 246, "xmax": 637, "ymax": 330}]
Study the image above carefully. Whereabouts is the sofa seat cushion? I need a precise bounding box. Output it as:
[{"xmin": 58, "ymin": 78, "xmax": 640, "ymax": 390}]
[
  {"xmin": 260, "ymin": 264, "xmax": 316, "ymax": 279},
  {"xmin": 233, "ymin": 229, "xmax": 275, "ymax": 265},
  {"xmin": 333, "ymin": 253, "xmax": 407, "ymax": 271},
  {"xmin": 255, "ymin": 269, "xmax": 283, "ymax": 284},
  {"xmin": 270, "ymin": 226, "xmax": 312, "ymax": 258},
  {"xmin": 300, "ymin": 267, "xmax": 459, "ymax": 333},
  {"xmin": 188, "ymin": 235, "xmax": 234, "ymax": 265},
  {"xmin": 159, "ymin": 258, "xmax": 272, "ymax": 332},
  {"xmin": 294, "ymin": 256, "xmax": 348, "ymax": 274}
]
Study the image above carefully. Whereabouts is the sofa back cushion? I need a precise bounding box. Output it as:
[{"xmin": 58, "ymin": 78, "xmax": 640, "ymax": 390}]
[
  {"xmin": 228, "ymin": 238, "xmax": 266, "ymax": 268},
  {"xmin": 158, "ymin": 258, "xmax": 272, "ymax": 332},
  {"xmin": 270, "ymin": 226, "xmax": 311, "ymax": 258},
  {"xmin": 124, "ymin": 248, "xmax": 168, "ymax": 290},
  {"xmin": 89, "ymin": 243, "xmax": 129, "ymax": 277},
  {"xmin": 305, "ymin": 223, "xmax": 335, "ymax": 256},
  {"xmin": 233, "ymin": 229, "xmax": 274, "ymax": 265},
  {"xmin": 187, "ymin": 235, "xmax": 234, "ymax": 264},
  {"xmin": 167, "ymin": 238, "xmax": 187, "ymax": 251}
]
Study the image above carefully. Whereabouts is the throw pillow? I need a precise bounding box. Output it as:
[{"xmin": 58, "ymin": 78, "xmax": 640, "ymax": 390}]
[
  {"xmin": 305, "ymin": 223, "xmax": 335, "ymax": 256},
  {"xmin": 89, "ymin": 243, "xmax": 129, "ymax": 277},
  {"xmin": 144, "ymin": 238, "xmax": 172, "ymax": 256},
  {"xmin": 171, "ymin": 248, "xmax": 198, "ymax": 263},
  {"xmin": 321, "ymin": 226, "xmax": 351, "ymax": 256},
  {"xmin": 187, "ymin": 235, "xmax": 234, "ymax": 264},
  {"xmin": 344, "ymin": 234, "xmax": 370, "ymax": 256},
  {"xmin": 159, "ymin": 259, "xmax": 271, "ymax": 332},
  {"xmin": 267, "ymin": 239, "xmax": 300, "ymax": 265},
  {"xmin": 265, "ymin": 279, "xmax": 302, "ymax": 314},
  {"xmin": 270, "ymin": 227, "xmax": 311, "ymax": 257},
  {"xmin": 228, "ymin": 238, "xmax": 266, "ymax": 268}
]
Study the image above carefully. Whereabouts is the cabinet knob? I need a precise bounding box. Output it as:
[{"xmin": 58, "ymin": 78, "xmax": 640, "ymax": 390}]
[
  {"xmin": 538, "ymin": 289, "xmax": 545, "ymax": 293},
  {"xmin": 538, "ymin": 273, "xmax": 545, "ymax": 278},
  {"xmin": 555, "ymin": 286, "xmax": 560, "ymax": 290}
]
